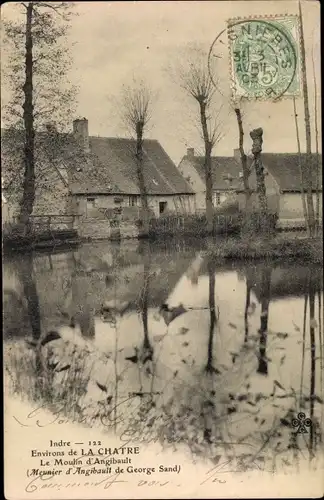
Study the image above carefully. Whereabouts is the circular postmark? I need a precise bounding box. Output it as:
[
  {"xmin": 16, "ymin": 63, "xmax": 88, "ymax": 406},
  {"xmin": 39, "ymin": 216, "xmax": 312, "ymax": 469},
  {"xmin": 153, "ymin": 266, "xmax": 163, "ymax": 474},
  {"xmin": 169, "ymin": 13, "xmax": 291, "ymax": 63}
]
[{"xmin": 208, "ymin": 16, "xmax": 300, "ymax": 101}]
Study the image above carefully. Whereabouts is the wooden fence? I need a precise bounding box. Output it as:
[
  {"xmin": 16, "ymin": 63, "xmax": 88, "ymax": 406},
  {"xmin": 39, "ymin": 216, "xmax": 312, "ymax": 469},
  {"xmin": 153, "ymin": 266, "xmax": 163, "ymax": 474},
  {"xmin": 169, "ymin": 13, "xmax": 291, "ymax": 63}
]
[
  {"xmin": 10, "ymin": 214, "xmax": 78, "ymax": 232},
  {"xmin": 148, "ymin": 213, "xmax": 241, "ymax": 236}
]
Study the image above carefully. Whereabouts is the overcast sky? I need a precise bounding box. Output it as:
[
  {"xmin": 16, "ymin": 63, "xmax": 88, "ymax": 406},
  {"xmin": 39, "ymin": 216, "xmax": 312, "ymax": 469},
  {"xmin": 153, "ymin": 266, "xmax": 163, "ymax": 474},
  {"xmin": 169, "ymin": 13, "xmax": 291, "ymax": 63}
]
[{"xmin": 1, "ymin": 0, "xmax": 321, "ymax": 164}]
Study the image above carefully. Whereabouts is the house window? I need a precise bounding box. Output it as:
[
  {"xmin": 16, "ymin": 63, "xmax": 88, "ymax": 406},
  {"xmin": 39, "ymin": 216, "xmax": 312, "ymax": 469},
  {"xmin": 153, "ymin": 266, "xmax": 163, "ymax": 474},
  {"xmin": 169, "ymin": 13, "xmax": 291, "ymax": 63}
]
[
  {"xmin": 214, "ymin": 192, "xmax": 221, "ymax": 205},
  {"xmin": 86, "ymin": 197, "xmax": 96, "ymax": 209},
  {"xmin": 129, "ymin": 195, "xmax": 139, "ymax": 207},
  {"xmin": 159, "ymin": 201, "xmax": 167, "ymax": 214}
]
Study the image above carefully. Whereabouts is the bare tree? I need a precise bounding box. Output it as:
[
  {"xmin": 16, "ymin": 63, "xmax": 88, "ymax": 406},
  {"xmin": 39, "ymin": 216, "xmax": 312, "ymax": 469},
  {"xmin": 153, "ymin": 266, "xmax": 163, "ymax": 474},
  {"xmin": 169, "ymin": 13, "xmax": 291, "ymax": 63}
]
[
  {"xmin": 120, "ymin": 79, "xmax": 152, "ymax": 237},
  {"xmin": 174, "ymin": 47, "xmax": 223, "ymax": 234},
  {"xmin": 311, "ymin": 46, "xmax": 321, "ymax": 236},
  {"xmin": 2, "ymin": 2, "xmax": 77, "ymax": 232},
  {"xmin": 292, "ymin": 97, "xmax": 309, "ymax": 232},
  {"xmin": 298, "ymin": 1, "xmax": 316, "ymax": 237}
]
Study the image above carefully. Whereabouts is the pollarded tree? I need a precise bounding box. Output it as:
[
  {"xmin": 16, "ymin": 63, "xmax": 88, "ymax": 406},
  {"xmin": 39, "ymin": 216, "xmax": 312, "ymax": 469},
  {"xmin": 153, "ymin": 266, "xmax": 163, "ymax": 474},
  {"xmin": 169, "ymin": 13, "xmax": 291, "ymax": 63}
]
[
  {"xmin": 234, "ymin": 106, "xmax": 251, "ymax": 211},
  {"xmin": 2, "ymin": 2, "xmax": 77, "ymax": 230},
  {"xmin": 119, "ymin": 79, "xmax": 153, "ymax": 237},
  {"xmin": 173, "ymin": 47, "xmax": 223, "ymax": 234}
]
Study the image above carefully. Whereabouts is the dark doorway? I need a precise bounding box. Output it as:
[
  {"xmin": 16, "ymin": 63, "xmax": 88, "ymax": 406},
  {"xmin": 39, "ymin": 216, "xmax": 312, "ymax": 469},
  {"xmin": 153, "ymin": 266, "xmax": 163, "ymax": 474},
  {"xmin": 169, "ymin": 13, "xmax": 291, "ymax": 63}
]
[{"xmin": 159, "ymin": 201, "xmax": 167, "ymax": 214}]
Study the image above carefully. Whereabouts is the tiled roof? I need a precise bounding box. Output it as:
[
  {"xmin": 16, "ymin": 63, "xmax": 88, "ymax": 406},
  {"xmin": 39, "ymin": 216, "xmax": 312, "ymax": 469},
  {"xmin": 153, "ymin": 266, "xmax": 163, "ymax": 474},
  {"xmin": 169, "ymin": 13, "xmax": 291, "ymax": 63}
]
[
  {"xmin": 183, "ymin": 152, "xmax": 322, "ymax": 193},
  {"xmin": 236, "ymin": 153, "xmax": 322, "ymax": 193},
  {"xmin": 187, "ymin": 156, "xmax": 243, "ymax": 191},
  {"xmin": 1, "ymin": 129, "xmax": 194, "ymax": 196},
  {"xmin": 71, "ymin": 137, "xmax": 194, "ymax": 195},
  {"xmin": 258, "ymin": 153, "xmax": 322, "ymax": 192}
]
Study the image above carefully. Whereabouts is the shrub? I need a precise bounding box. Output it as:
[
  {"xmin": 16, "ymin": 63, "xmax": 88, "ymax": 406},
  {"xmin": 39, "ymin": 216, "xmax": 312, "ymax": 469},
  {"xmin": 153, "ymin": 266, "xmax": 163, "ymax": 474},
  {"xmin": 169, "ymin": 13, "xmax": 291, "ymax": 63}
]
[
  {"xmin": 148, "ymin": 212, "xmax": 241, "ymax": 238},
  {"xmin": 239, "ymin": 210, "xmax": 278, "ymax": 237}
]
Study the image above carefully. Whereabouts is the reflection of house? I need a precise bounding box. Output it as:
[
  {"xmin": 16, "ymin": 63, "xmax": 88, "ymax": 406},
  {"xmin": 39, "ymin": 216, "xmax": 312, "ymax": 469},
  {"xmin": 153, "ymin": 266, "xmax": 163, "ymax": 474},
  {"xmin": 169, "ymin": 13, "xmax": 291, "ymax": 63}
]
[
  {"xmin": 178, "ymin": 148, "xmax": 242, "ymax": 210},
  {"xmin": 1, "ymin": 119, "xmax": 195, "ymax": 229},
  {"xmin": 245, "ymin": 264, "xmax": 323, "ymax": 301}
]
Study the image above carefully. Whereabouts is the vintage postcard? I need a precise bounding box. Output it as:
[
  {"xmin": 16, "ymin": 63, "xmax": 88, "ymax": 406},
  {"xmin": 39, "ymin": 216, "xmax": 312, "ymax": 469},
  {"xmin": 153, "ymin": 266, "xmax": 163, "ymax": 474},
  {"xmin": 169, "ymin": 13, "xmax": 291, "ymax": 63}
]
[{"xmin": 2, "ymin": 0, "xmax": 323, "ymax": 498}]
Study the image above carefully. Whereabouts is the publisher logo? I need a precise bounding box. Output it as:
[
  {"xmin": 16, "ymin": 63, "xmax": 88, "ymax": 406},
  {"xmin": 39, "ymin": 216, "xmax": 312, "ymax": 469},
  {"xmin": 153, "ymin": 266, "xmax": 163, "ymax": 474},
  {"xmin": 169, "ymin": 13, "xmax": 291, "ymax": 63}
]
[{"xmin": 292, "ymin": 412, "xmax": 312, "ymax": 434}]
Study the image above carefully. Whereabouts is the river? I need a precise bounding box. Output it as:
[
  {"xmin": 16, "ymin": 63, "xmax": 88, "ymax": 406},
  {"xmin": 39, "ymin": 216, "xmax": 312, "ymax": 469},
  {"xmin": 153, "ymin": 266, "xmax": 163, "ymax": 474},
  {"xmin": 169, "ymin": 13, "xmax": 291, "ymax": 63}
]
[{"xmin": 3, "ymin": 238, "xmax": 324, "ymax": 471}]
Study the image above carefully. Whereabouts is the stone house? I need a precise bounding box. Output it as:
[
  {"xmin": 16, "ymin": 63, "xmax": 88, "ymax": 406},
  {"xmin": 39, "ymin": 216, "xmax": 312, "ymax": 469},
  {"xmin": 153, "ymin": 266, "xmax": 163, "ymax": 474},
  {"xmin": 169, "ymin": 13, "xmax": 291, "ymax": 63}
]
[
  {"xmin": 2, "ymin": 119, "xmax": 195, "ymax": 236},
  {"xmin": 178, "ymin": 148, "xmax": 244, "ymax": 211},
  {"xmin": 236, "ymin": 153, "xmax": 323, "ymax": 224},
  {"xmin": 1, "ymin": 126, "xmax": 79, "ymax": 225},
  {"xmin": 69, "ymin": 118, "xmax": 195, "ymax": 220},
  {"xmin": 178, "ymin": 147, "xmax": 322, "ymax": 224}
]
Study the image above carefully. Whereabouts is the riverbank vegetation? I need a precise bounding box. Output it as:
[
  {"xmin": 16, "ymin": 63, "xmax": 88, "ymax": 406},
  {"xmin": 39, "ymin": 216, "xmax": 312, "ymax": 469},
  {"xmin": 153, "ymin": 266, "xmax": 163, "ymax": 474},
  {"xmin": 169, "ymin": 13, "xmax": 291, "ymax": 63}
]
[
  {"xmin": 3, "ymin": 217, "xmax": 322, "ymax": 263},
  {"xmin": 2, "ymin": 221, "xmax": 79, "ymax": 253},
  {"xmin": 208, "ymin": 235, "xmax": 323, "ymax": 263},
  {"xmin": 4, "ymin": 255, "xmax": 323, "ymax": 469}
]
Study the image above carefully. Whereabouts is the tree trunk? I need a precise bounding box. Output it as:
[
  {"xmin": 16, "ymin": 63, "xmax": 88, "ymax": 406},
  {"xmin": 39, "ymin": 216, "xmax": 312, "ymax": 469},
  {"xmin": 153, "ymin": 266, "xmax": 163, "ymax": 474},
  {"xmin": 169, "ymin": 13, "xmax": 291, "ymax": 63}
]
[
  {"xmin": 250, "ymin": 127, "xmax": 268, "ymax": 218},
  {"xmin": 199, "ymin": 100, "xmax": 214, "ymax": 234},
  {"xmin": 234, "ymin": 108, "xmax": 251, "ymax": 211},
  {"xmin": 299, "ymin": 1, "xmax": 316, "ymax": 237},
  {"xmin": 19, "ymin": 2, "xmax": 35, "ymax": 232},
  {"xmin": 311, "ymin": 52, "xmax": 321, "ymax": 236},
  {"xmin": 293, "ymin": 97, "xmax": 309, "ymax": 233},
  {"xmin": 136, "ymin": 120, "xmax": 150, "ymax": 237}
]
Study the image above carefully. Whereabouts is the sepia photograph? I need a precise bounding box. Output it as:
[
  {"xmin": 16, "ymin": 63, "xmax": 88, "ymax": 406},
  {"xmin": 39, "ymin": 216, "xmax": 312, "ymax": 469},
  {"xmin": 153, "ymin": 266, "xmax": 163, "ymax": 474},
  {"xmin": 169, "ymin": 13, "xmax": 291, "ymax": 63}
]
[{"xmin": 2, "ymin": 0, "xmax": 323, "ymax": 498}]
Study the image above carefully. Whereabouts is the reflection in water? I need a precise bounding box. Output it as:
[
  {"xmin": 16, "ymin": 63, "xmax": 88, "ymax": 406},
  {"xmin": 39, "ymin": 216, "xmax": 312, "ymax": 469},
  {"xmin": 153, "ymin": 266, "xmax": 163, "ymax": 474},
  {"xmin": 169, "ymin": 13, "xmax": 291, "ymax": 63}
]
[
  {"xmin": 138, "ymin": 247, "xmax": 153, "ymax": 363},
  {"xmin": 318, "ymin": 287, "xmax": 323, "ymax": 396},
  {"xmin": 19, "ymin": 253, "xmax": 42, "ymax": 342},
  {"xmin": 300, "ymin": 290, "xmax": 308, "ymax": 398},
  {"xmin": 308, "ymin": 267, "xmax": 316, "ymax": 456},
  {"xmin": 78, "ymin": 308, "xmax": 96, "ymax": 338},
  {"xmin": 206, "ymin": 259, "xmax": 218, "ymax": 374},
  {"xmin": 3, "ymin": 240, "xmax": 324, "ymax": 471},
  {"xmin": 257, "ymin": 266, "xmax": 272, "ymax": 376},
  {"xmin": 244, "ymin": 273, "xmax": 253, "ymax": 343},
  {"xmin": 17, "ymin": 253, "xmax": 44, "ymax": 395}
]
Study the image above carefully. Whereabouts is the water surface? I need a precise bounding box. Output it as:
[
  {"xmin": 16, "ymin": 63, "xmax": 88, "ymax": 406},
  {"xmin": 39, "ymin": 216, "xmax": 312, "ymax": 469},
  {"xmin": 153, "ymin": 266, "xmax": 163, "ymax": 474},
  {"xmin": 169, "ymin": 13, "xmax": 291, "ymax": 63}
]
[{"xmin": 3, "ymin": 238, "xmax": 324, "ymax": 471}]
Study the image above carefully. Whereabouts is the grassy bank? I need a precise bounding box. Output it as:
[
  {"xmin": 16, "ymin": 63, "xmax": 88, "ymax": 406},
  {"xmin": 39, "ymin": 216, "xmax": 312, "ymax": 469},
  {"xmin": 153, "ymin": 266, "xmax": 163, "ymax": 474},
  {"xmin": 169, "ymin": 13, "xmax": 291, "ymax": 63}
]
[
  {"xmin": 207, "ymin": 235, "xmax": 323, "ymax": 263},
  {"xmin": 2, "ymin": 226, "xmax": 80, "ymax": 253}
]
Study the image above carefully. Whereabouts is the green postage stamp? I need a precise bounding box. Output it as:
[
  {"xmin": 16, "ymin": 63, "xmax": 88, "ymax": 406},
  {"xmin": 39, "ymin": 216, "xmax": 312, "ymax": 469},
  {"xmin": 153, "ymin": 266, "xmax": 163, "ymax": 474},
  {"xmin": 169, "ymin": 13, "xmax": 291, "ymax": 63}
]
[{"xmin": 228, "ymin": 15, "xmax": 301, "ymax": 101}]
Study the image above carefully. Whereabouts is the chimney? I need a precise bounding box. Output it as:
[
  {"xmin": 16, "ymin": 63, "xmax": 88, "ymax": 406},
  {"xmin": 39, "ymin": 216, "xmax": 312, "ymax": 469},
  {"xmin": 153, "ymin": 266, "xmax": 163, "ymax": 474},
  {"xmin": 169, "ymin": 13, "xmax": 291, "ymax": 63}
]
[
  {"xmin": 187, "ymin": 147, "xmax": 195, "ymax": 158},
  {"xmin": 234, "ymin": 148, "xmax": 241, "ymax": 161},
  {"xmin": 73, "ymin": 118, "xmax": 90, "ymax": 153}
]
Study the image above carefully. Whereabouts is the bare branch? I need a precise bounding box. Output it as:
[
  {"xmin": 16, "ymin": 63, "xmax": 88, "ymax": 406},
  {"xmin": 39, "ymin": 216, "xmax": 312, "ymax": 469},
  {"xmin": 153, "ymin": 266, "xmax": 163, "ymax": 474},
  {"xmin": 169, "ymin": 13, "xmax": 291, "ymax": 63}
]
[
  {"xmin": 169, "ymin": 45, "xmax": 223, "ymax": 229},
  {"xmin": 178, "ymin": 50, "xmax": 216, "ymax": 106},
  {"xmin": 35, "ymin": 2, "xmax": 71, "ymax": 18},
  {"xmin": 116, "ymin": 77, "xmax": 155, "ymax": 234},
  {"xmin": 120, "ymin": 79, "xmax": 152, "ymax": 132}
]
